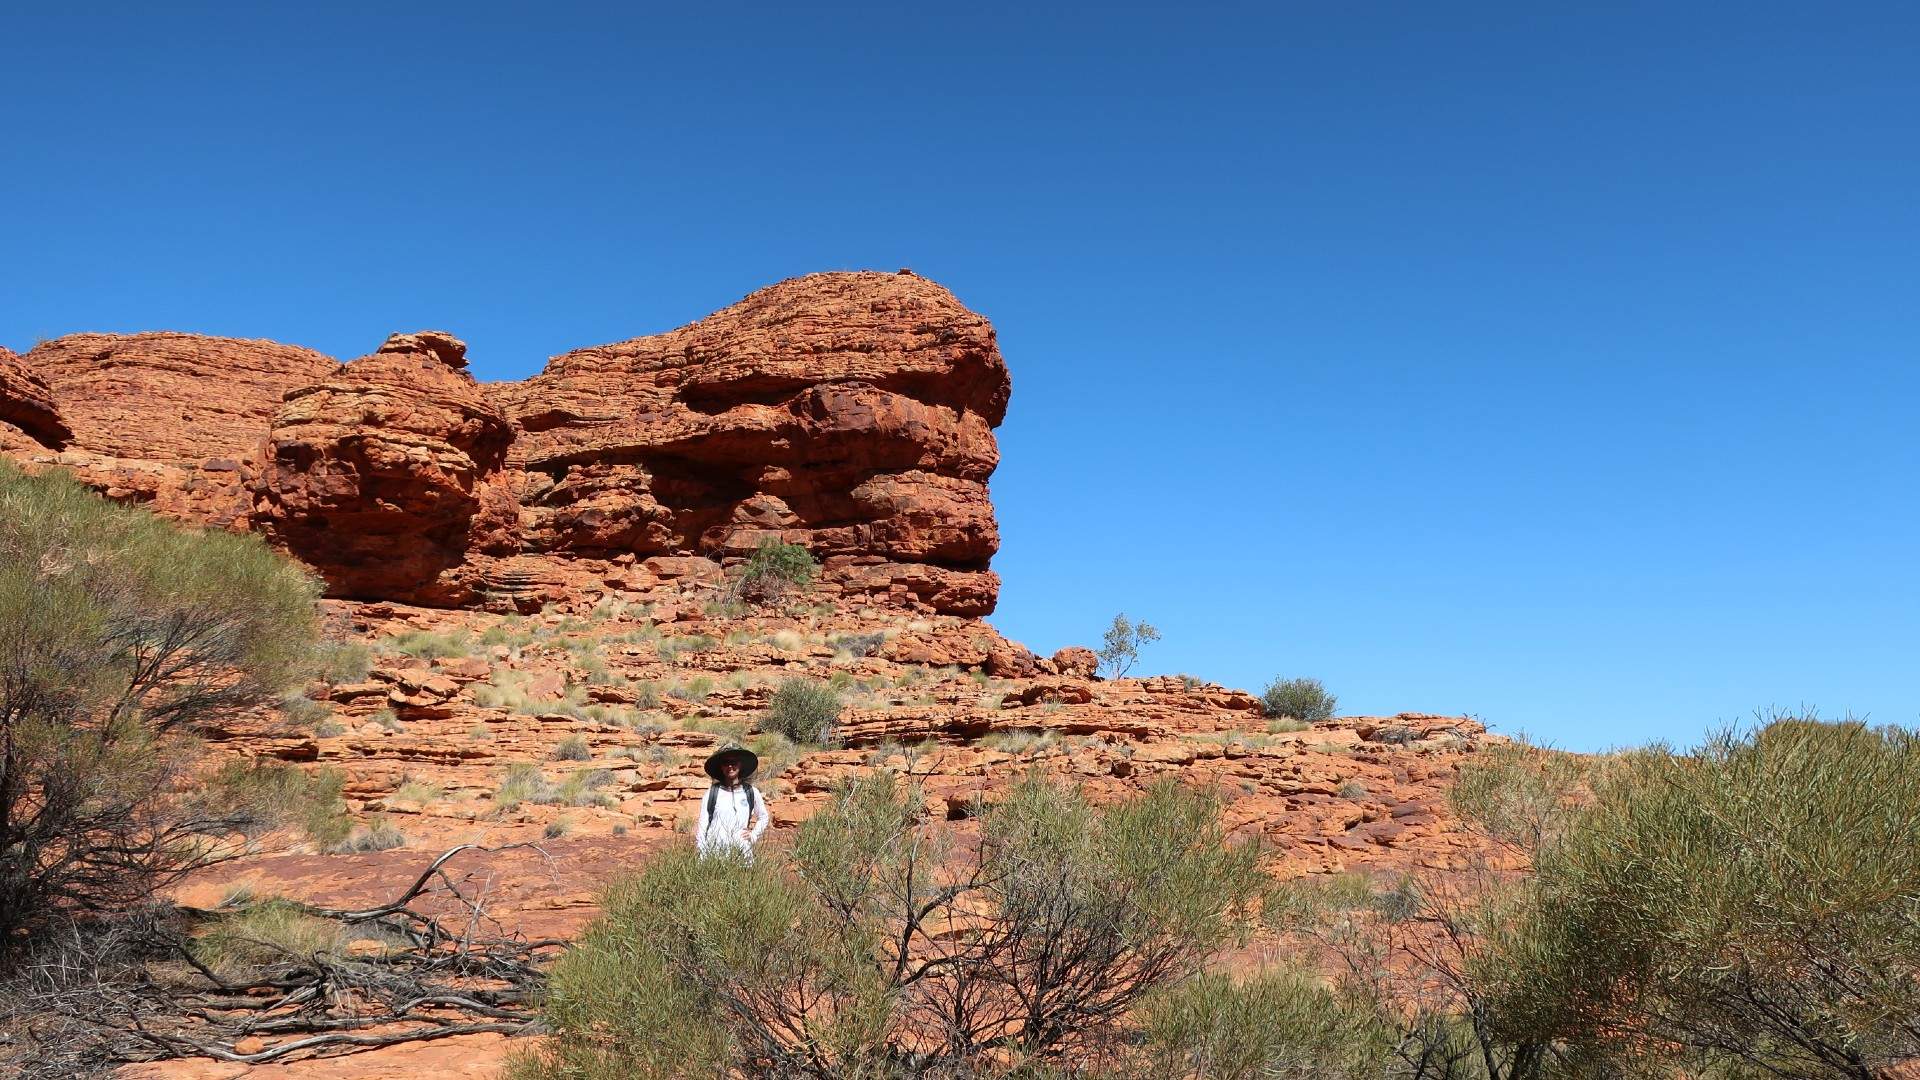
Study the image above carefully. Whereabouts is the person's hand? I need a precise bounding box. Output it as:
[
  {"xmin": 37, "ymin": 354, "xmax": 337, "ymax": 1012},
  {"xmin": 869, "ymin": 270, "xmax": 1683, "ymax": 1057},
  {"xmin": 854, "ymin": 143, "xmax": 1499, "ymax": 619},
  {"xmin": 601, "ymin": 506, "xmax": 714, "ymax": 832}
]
[{"xmin": 738, "ymin": 827, "xmax": 751, "ymax": 840}]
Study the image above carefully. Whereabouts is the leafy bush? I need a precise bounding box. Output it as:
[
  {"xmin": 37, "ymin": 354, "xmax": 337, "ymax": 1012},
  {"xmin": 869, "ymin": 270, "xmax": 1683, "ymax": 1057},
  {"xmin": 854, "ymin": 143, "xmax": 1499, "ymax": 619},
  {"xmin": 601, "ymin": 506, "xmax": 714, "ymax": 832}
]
[
  {"xmin": 1097, "ymin": 613, "xmax": 1160, "ymax": 678},
  {"xmin": 1259, "ymin": 677, "xmax": 1336, "ymax": 723},
  {"xmin": 764, "ymin": 678, "xmax": 841, "ymax": 745},
  {"xmin": 0, "ymin": 462, "xmax": 322, "ymax": 945},
  {"xmin": 1481, "ymin": 717, "xmax": 1920, "ymax": 1077},
  {"xmin": 511, "ymin": 774, "xmax": 1264, "ymax": 1078},
  {"xmin": 734, "ymin": 538, "xmax": 817, "ymax": 604}
]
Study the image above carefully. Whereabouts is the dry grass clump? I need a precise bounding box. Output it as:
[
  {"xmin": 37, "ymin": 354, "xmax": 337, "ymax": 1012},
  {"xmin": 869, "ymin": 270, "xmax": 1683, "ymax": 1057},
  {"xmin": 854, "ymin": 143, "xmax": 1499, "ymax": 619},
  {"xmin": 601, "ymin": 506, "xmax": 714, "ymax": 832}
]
[
  {"xmin": 334, "ymin": 816, "xmax": 406, "ymax": 853},
  {"xmin": 979, "ymin": 728, "xmax": 1060, "ymax": 755},
  {"xmin": 494, "ymin": 764, "xmax": 616, "ymax": 811},
  {"xmin": 192, "ymin": 900, "xmax": 347, "ymax": 975},
  {"xmin": 552, "ymin": 734, "xmax": 593, "ymax": 761}
]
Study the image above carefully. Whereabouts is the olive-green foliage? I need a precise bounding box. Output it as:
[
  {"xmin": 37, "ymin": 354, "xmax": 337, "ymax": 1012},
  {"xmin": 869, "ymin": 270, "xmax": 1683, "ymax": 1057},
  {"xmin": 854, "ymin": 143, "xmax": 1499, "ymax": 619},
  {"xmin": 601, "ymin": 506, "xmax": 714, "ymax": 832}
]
[
  {"xmin": 1483, "ymin": 717, "xmax": 1920, "ymax": 1078},
  {"xmin": 764, "ymin": 678, "xmax": 840, "ymax": 745},
  {"xmin": 1259, "ymin": 677, "xmax": 1337, "ymax": 723},
  {"xmin": 0, "ymin": 463, "xmax": 322, "ymax": 942},
  {"xmin": 551, "ymin": 734, "xmax": 592, "ymax": 761},
  {"xmin": 735, "ymin": 538, "xmax": 817, "ymax": 604},
  {"xmin": 1261, "ymin": 872, "xmax": 1378, "ymax": 930},
  {"xmin": 383, "ymin": 628, "xmax": 476, "ymax": 660},
  {"xmin": 1136, "ymin": 969, "xmax": 1394, "ymax": 1080},
  {"xmin": 1097, "ymin": 613, "xmax": 1160, "ymax": 678},
  {"xmin": 514, "ymin": 773, "xmax": 1264, "ymax": 1078},
  {"xmin": 198, "ymin": 760, "xmax": 352, "ymax": 848},
  {"xmin": 494, "ymin": 763, "xmax": 615, "ymax": 812},
  {"xmin": 1449, "ymin": 740, "xmax": 1598, "ymax": 852}
]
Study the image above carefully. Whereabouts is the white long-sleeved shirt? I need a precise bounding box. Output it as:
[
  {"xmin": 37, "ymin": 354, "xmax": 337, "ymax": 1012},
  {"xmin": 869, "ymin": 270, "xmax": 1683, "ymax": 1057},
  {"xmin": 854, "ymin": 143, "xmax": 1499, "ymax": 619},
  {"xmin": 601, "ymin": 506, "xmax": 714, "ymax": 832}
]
[{"xmin": 696, "ymin": 783, "xmax": 770, "ymax": 857}]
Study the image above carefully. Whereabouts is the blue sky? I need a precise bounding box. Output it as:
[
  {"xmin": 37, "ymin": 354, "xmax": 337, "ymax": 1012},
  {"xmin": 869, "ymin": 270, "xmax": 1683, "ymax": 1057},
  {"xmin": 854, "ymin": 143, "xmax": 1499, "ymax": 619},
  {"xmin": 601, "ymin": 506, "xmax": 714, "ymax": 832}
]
[{"xmin": 3, "ymin": 3, "xmax": 1915, "ymax": 750}]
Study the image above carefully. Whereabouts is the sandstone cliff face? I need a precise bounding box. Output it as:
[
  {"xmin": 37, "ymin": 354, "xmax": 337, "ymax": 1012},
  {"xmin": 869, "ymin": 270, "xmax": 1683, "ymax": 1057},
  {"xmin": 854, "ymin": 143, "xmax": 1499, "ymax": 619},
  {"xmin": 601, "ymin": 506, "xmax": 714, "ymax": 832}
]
[
  {"xmin": 0, "ymin": 346, "xmax": 71, "ymax": 452},
  {"xmin": 3, "ymin": 272, "xmax": 1011, "ymax": 614}
]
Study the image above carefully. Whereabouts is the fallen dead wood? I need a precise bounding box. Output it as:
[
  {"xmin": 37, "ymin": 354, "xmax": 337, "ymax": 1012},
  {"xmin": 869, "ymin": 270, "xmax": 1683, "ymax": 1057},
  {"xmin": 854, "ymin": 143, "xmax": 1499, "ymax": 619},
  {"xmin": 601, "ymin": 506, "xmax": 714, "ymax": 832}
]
[{"xmin": 0, "ymin": 844, "xmax": 562, "ymax": 1077}]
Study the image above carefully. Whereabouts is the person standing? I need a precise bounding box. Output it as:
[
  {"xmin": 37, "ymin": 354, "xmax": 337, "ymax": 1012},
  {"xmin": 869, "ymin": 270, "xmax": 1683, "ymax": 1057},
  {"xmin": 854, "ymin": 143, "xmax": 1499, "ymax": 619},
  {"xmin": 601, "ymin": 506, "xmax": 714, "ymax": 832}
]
[{"xmin": 696, "ymin": 746, "xmax": 770, "ymax": 859}]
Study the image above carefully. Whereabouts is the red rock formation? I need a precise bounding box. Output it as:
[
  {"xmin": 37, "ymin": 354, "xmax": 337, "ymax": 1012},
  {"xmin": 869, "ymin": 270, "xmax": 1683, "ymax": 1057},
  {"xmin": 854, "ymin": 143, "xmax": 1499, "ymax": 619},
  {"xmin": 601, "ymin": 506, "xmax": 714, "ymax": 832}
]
[
  {"xmin": 3, "ymin": 272, "xmax": 1012, "ymax": 614},
  {"xmin": 0, "ymin": 346, "xmax": 70, "ymax": 451},
  {"xmin": 253, "ymin": 331, "xmax": 519, "ymax": 602}
]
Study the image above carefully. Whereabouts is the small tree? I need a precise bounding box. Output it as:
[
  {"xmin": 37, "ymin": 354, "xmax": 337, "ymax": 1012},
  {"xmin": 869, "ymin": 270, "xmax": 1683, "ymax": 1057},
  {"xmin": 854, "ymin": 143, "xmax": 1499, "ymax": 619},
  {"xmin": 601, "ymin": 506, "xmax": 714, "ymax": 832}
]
[
  {"xmin": 1259, "ymin": 677, "xmax": 1337, "ymax": 723},
  {"xmin": 735, "ymin": 538, "xmax": 818, "ymax": 606},
  {"xmin": 1097, "ymin": 613, "xmax": 1160, "ymax": 679},
  {"xmin": 0, "ymin": 463, "xmax": 323, "ymax": 945},
  {"xmin": 512, "ymin": 773, "xmax": 1264, "ymax": 1078},
  {"xmin": 765, "ymin": 678, "xmax": 841, "ymax": 745}
]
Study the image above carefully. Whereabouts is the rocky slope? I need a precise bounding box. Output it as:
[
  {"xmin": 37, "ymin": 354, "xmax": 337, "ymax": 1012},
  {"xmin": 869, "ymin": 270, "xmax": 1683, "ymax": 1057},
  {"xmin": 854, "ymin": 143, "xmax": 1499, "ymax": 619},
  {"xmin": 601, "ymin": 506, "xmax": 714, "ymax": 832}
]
[
  {"xmin": 5, "ymin": 273, "xmax": 1502, "ymax": 1076},
  {"xmin": 2, "ymin": 271, "xmax": 1007, "ymax": 614}
]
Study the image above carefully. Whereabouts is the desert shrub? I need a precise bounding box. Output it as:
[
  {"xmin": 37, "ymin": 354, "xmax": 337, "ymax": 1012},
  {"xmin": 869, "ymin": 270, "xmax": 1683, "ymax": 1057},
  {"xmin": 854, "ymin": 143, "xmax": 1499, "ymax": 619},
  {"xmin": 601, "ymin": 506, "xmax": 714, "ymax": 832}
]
[
  {"xmin": 980, "ymin": 728, "xmax": 1059, "ymax": 755},
  {"xmin": 313, "ymin": 638, "xmax": 372, "ymax": 684},
  {"xmin": 1337, "ymin": 779, "xmax": 1369, "ymax": 800},
  {"xmin": 334, "ymin": 816, "xmax": 406, "ymax": 853},
  {"xmin": 734, "ymin": 538, "xmax": 817, "ymax": 605},
  {"xmin": 197, "ymin": 760, "xmax": 351, "ymax": 848},
  {"xmin": 277, "ymin": 693, "xmax": 334, "ymax": 730},
  {"xmin": 551, "ymin": 734, "xmax": 592, "ymax": 761},
  {"xmin": 543, "ymin": 820, "xmax": 571, "ymax": 840},
  {"xmin": 1097, "ymin": 613, "xmax": 1160, "ymax": 678},
  {"xmin": 1259, "ymin": 677, "xmax": 1336, "ymax": 722},
  {"xmin": 390, "ymin": 778, "xmax": 445, "ymax": 806},
  {"xmin": 0, "ymin": 462, "xmax": 322, "ymax": 945},
  {"xmin": 513, "ymin": 773, "xmax": 1263, "ymax": 1078},
  {"xmin": 1481, "ymin": 716, "xmax": 1920, "ymax": 1077},
  {"xmin": 830, "ymin": 631, "xmax": 888, "ymax": 658},
  {"xmin": 383, "ymin": 628, "xmax": 475, "ymax": 660},
  {"xmin": 764, "ymin": 678, "xmax": 840, "ymax": 745},
  {"xmin": 1137, "ymin": 969, "xmax": 1394, "ymax": 1080},
  {"xmin": 1262, "ymin": 872, "xmax": 1378, "ymax": 930}
]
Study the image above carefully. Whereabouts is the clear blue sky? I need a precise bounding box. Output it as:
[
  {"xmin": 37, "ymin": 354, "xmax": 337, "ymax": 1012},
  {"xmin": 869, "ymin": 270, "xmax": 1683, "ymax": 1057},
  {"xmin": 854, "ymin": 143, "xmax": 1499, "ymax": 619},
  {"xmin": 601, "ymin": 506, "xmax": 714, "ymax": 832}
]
[{"xmin": 4, "ymin": 3, "xmax": 1915, "ymax": 750}]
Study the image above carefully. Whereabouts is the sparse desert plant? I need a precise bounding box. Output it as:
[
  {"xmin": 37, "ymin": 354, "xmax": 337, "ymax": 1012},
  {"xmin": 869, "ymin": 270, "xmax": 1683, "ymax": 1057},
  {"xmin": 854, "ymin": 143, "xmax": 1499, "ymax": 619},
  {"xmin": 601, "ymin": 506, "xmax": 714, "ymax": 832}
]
[
  {"xmin": 1260, "ymin": 676, "xmax": 1337, "ymax": 723},
  {"xmin": 372, "ymin": 708, "xmax": 403, "ymax": 731},
  {"xmin": 383, "ymin": 628, "xmax": 476, "ymax": 660},
  {"xmin": 277, "ymin": 692, "xmax": 335, "ymax": 730},
  {"xmin": 764, "ymin": 678, "xmax": 841, "ymax": 745},
  {"xmin": 733, "ymin": 538, "xmax": 817, "ymax": 605},
  {"xmin": 829, "ymin": 630, "xmax": 888, "ymax": 658},
  {"xmin": 543, "ymin": 819, "xmax": 571, "ymax": 840},
  {"xmin": 669, "ymin": 675, "xmax": 715, "ymax": 702},
  {"xmin": 390, "ymin": 778, "xmax": 446, "ymax": 806},
  {"xmin": 1265, "ymin": 716, "xmax": 1310, "ymax": 734},
  {"xmin": 313, "ymin": 638, "xmax": 373, "ymax": 684},
  {"xmin": 0, "ymin": 462, "xmax": 323, "ymax": 944},
  {"xmin": 1097, "ymin": 613, "xmax": 1160, "ymax": 678},
  {"xmin": 980, "ymin": 728, "xmax": 1060, "ymax": 755},
  {"xmin": 551, "ymin": 734, "xmax": 592, "ymax": 761},
  {"xmin": 191, "ymin": 899, "xmax": 347, "ymax": 975},
  {"xmin": 334, "ymin": 816, "xmax": 406, "ymax": 853},
  {"xmin": 198, "ymin": 760, "xmax": 353, "ymax": 848},
  {"xmin": 1338, "ymin": 778, "xmax": 1369, "ymax": 800}
]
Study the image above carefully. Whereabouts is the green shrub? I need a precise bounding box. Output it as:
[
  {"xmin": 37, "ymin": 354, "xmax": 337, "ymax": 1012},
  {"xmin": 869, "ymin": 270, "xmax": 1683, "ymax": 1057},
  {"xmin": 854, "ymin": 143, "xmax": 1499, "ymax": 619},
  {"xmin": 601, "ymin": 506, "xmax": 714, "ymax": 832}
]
[
  {"xmin": 512, "ymin": 774, "xmax": 1263, "ymax": 1078},
  {"xmin": 1259, "ymin": 677, "xmax": 1336, "ymax": 722},
  {"xmin": 277, "ymin": 693, "xmax": 335, "ymax": 729},
  {"xmin": 764, "ymin": 678, "xmax": 841, "ymax": 745},
  {"xmin": 735, "ymin": 538, "xmax": 817, "ymax": 604},
  {"xmin": 1483, "ymin": 717, "xmax": 1920, "ymax": 1077},
  {"xmin": 552, "ymin": 734, "xmax": 592, "ymax": 761},
  {"xmin": 383, "ymin": 628, "xmax": 476, "ymax": 660},
  {"xmin": 1137, "ymin": 969, "xmax": 1394, "ymax": 1080},
  {"xmin": 0, "ymin": 462, "xmax": 323, "ymax": 943}
]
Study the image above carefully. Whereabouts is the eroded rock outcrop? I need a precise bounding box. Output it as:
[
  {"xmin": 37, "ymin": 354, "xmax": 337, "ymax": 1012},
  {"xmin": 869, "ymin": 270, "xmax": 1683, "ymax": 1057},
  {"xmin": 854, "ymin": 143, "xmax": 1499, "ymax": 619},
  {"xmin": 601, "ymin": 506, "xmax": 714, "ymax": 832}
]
[
  {"xmin": 3, "ymin": 272, "xmax": 1011, "ymax": 613},
  {"xmin": 254, "ymin": 331, "xmax": 519, "ymax": 602},
  {"xmin": 0, "ymin": 346, "xmax": 70, "ymax": 451}
]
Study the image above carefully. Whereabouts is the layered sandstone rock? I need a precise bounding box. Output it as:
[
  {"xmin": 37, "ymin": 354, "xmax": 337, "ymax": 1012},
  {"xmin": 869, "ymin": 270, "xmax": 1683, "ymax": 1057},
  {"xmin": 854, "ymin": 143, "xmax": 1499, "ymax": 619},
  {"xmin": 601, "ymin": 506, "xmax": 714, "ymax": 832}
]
[
  {"xmin": 3, "ymin": 272, "xmax": 1011, "ymax": 614},
  {"xmin": 0, "ymin": 346, "xmax": 70, "ymax": 451},
  {"xmin": 254, "ymin": 332, "xmax": 519, "ymax": 602}
]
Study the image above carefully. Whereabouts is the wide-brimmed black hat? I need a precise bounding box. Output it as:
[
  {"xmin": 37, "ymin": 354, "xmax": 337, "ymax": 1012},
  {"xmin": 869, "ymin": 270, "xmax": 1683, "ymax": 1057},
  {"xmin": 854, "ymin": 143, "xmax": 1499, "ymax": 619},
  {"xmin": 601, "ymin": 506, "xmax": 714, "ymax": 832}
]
[{"xmin": 703, "ymin": 746, "xmax": 759, "ymax": 782}]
